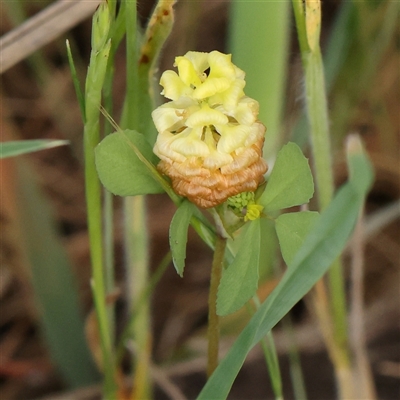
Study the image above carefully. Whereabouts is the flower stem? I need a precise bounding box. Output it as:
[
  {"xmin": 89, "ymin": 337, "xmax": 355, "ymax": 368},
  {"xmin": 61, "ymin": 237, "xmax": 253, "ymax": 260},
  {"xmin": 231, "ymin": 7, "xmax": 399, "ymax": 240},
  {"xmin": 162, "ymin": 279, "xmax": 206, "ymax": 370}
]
[
  {"xmin": 207, "ymin": 234, "xmax": 227, "ymax": 377},
  {"xmin": 292, "ymin": 1, "xmax": 354, "ymax": 398}
]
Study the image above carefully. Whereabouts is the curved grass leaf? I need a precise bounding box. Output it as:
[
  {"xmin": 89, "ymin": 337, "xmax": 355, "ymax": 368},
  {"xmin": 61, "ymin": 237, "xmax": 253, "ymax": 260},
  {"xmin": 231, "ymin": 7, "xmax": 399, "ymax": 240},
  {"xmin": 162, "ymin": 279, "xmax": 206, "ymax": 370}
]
[
  {"xmin": 275, "ymin": 211, "xmax": 320, "ymax": 265},
  {"xmin": 95, "ymin": 129, "xmax": 164, "ymax": 196},
  {"xmin": 259, "ymin": 142, "xmax": 314, "ymax": 212},
  {"xmin": 0, "ymin": 139, "xmax": 69, "ymax": 159},
  {"xmin": 197, "ymin": 140, "xmax": 373, "ymax": 400},
  {"xmin": 217, "ymin": 219, "xmax": 261, "ymax": 316},
  {"xmin": 170, "ymin": 200, "xmax": 195, "ymax": 276}
]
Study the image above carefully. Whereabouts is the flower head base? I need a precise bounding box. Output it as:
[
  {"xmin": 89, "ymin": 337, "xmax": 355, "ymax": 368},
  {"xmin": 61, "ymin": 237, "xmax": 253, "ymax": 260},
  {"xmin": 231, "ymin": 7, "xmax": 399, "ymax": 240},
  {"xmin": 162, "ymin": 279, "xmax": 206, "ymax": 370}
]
[
  {"xmin": 227, "ymin": 191, "xmax": 264, "ymax": 221},
  {"xmin": 152, "ymin": 50, "xmax": 268, "ymax": 208}
]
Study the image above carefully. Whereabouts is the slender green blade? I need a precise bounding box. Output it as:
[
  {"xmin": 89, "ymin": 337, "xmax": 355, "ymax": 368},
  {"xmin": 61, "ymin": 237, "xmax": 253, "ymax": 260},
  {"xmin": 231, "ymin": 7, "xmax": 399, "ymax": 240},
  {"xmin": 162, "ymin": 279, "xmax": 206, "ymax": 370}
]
[
  {"xmin": 259, "ymin": 142, "xmax": 314, "ymax": 212},
  {"xmin": 228, "ymin": 0, "xmax": 290, "ymax": 158},
  {"xmin": 169, "ymin": 200, "xmax": 195, "ymax": 276},
  {"xmin": 217, "ymin": 219, "xmax": 261, "ymax": 316},
  {"xmin": 66, "ymin": 40, "xmax": 86, "ymax": 122},
  {"xmin": 0, "ymin": 140, "xmax": 69, "ymax": 159},
  {"xmin": 17, "ymin": 163, "xmax": 99, "ymax": 388}
]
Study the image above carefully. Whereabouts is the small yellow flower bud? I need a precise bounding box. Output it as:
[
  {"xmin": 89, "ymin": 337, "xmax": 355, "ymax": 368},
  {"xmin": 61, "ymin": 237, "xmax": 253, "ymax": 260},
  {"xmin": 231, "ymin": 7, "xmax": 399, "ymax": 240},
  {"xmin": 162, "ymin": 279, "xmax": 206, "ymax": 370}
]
[
  {"xmin": 152, "ymin": 50, "xmax": 268, "ymax": 208},
  {"xmin": 244, "ymin": 204, "xmax": 264, "ymax": 221}
]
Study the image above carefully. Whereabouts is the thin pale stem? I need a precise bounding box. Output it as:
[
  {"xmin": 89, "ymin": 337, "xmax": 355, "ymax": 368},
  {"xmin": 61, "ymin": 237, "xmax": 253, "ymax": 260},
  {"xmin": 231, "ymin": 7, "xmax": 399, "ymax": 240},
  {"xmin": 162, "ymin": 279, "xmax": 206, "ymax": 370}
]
[
  {"xmin": 252, "ymin": 296, "xmax": 283, "ymax": 400},
  {"xmin": 349, "ymin": 208, "xmax": 377, "ymax": 399},
  {"xmin": 207, "ymin": 235, "xmax": 227, "ymax": 377},
  {"xmin": 282, "ymin": 315, "xmax": 308, "ymax": 400},
  {"xmin": 313, "ymin": 280, "xmax": 353, "ymax": 399}
]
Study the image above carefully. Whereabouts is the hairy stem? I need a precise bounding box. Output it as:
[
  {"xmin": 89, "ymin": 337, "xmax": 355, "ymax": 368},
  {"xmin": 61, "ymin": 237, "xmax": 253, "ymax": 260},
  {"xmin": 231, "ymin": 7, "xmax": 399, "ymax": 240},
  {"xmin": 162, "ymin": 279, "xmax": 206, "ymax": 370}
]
[{"xmin": 207, "ymin": 235, "xmax": 227, "ymax": 377}]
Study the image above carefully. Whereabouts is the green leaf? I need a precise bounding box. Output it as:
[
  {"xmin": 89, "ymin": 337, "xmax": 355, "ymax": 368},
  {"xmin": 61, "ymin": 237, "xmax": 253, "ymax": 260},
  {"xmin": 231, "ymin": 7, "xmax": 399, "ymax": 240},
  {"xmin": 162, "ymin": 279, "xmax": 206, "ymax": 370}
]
[
  {"xmin": 346, "ymin": 135, "xmax": 374, "ymax": 195},
  {"xmin": 0, "ymin": 140, "xmax": 69, "ymax": 159},
  {"xmin": 197, "ymin": 141, "xmax": 373, "ymax": 400},
  {"xmin": 259, "ymin": 142, "xmax": 314, "ymax": 212},
  {"xmin": 217, "ymin": 219, "xmax": 261, "ymax": 316},
  {"xmin": 95, "ymin": 129, "xmax": 164, "ymax": 196},
  {"xmin": 169, "ymin": 200, "xmax": 195, "ymax": 277},
  {"xmin": 66, "ymin": 40, "xmax": 85, "ymax": 122},
  {"xmin": 275, "ymin": 211, "xmax": 320, "ymax": 265}
]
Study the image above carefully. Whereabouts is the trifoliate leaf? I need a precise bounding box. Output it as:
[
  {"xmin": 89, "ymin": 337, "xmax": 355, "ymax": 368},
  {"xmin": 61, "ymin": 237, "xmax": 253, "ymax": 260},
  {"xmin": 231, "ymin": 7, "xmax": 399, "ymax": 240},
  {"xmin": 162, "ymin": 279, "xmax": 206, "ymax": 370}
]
[
  {"xmin": 95, "ymin": 129, "xmax": 164, "ymax": 196},
  {"xmin": 275, "ymin": 211, "xmax": 320, "ymax": 265},
  {"xmin": 259, "ymin": 142, "xmax": 314, "ymax": 212}
]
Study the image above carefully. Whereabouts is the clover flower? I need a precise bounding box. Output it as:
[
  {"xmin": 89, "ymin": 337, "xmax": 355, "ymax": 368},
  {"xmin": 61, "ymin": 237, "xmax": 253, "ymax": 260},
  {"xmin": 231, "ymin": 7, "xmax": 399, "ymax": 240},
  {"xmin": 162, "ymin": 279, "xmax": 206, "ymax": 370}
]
[
  {"xmin": 152, "ymin": 50, "xmax": 268, "ymax": 208},
  {"xmin": 227, "ymin": 192, "xmax": 264, "ymax": 221}
]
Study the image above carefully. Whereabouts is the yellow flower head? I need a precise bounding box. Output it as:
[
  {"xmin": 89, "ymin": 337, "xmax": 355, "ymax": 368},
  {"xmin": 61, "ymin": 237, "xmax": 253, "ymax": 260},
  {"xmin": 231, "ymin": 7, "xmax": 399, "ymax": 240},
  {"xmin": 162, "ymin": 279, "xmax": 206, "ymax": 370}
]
[{"xmin": 152, "ymin": 50, "xmax": 267, "ymax": 208}]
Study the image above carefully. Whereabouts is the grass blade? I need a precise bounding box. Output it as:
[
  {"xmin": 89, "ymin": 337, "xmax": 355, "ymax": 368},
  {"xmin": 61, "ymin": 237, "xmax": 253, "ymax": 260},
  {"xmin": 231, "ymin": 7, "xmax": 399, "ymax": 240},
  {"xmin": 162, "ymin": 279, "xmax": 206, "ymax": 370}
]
[{"xmin": 0, "ymin": 139, "xmax": 69, "ymax": 159}]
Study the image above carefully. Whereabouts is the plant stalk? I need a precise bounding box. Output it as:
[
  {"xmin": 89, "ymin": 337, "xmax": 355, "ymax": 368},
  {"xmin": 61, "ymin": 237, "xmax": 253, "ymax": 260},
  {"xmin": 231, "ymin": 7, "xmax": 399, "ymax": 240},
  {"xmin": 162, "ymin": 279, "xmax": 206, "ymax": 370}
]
[
  {"xmin": 207, "ymin": 234, "xmax": 227, "ymax": 377},
  {"xmin": 84, "ymin": 4, "xmax": 116, "ymax": 393},
  {"xmin": 292, "ymin": 1, "xmax": 354, "ymax": 398}
]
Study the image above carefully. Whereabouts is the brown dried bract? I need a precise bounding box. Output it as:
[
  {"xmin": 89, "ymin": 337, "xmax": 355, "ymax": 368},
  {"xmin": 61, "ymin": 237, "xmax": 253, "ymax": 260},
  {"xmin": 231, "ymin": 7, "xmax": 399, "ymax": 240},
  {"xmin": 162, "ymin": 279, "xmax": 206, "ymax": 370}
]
[{"xmin": 158, "ymin": 135, "xmax": 267, "ymax": 208}]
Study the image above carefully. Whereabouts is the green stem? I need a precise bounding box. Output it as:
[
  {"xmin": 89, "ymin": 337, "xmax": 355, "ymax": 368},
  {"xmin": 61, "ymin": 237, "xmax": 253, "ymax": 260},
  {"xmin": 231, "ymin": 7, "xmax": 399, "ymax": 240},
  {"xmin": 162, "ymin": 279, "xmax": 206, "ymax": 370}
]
[
  {"xmin": 207, "ymin": 235, "xmax": 227, "ymax": 377},
  {"xmin": 121, "ymin": 0, "xmax": 139, "ymax": 129},
  {"xmin": 124, "ymin": 195, "xmax": 152, "ymax": 399},
  {"xmin": 84, "ymin": 12, "xmax": 116, "ymax": 393},
  {"xmin": 116, "ymin": 251, "xmax": 172, "ymax": 363},
  {"xmin": 303, "ymin": 49, "xmax": 334, "ymax": 210},
  {"xmin": 291, "ymin": 0, "xmax": 309, "ymax": 54},
  {"xmin": 292, "ymin": 1, "xmax": 353, "ymax": 398},
  {"xmin": 303, "ymin": 31, "xmax": 350, "ymax": 364},
  {"xmin": 84, "ymin": 108, "xmax": 117, "ymax": 397},
  {"xmin": 122, "ymin": 2, "xmax": 153, "ymax": 397},
  {"xmin": 102, "ymin": 22, "xmax": 117, "ymax": 344}
]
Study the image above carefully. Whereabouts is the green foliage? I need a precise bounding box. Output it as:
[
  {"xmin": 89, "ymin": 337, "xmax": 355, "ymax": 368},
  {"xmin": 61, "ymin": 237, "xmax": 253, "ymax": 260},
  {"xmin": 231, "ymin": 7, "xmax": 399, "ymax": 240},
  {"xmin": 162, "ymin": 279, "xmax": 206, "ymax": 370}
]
[
  {"xmin": 17, "ymin": 165, "xmax": 99, "ymax": 388},
  {"xmin": 66, "ymin": 40, "xmax": 85, "ymax": 121},
  {"xmin": 83, "ymin": 5, "xmax": 117, "ymax": 394},
  {"xmin": 259, "ymin": 142, "xmax": 314, "ymax": 212},
  {"xmin": 95, "ymin": 129, "xmax": 164, "ymax": 196},
  {"xmin": 198, "ymin": 140, "xmax": 373, "ymax": 400},
  {"xmin": 0, "ymin": 139, "xmax": 69, "ymax": 159},
  {"xmin": 275, "ymin": 211, "xmax": 320, "ymax": 265},
  {"xmin": 169, "ymin": 200, "xmax": 195, "ymax": 276},
  {"xmin": 217, "ymin": 219, "xmax": 261, "ymax": 316}
]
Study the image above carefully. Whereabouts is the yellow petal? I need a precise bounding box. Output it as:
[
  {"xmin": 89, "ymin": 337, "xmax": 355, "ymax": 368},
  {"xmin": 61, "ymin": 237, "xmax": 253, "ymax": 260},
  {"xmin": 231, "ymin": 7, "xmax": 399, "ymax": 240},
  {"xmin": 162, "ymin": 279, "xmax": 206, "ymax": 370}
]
[
  {"xmin": 169, "ymin": 127, "xmax": 210, "ymax": 157},
  {"xmin": 183, "ymin": 51, "xmax": 209, "ymax": 75},
  {"xmin": 203, "ymin": 127, "xmax": 233, "ymax": 169},
  {"xmin": 153, "ymin": 131, "xmax": 186, "ymax": 163},
  {"xmin": 244, "ymin": 204, "xmax": 264, "ymax": 221},
  {"xmin": 209, "ymin": 78, "xmax": 246, "ymax": 111},
  {"xmin": 152, "ymin": 107, "xmax": 183, "ymax": 133},
  {"xmin": 233, "ymin": 64, "xmax": 246, "ymax": 80},
  {"xmin": 208, "ymin": 51, "xmax": 236, "ymax": 80},
  {"xmin": 232, "ymin": 97, "xmax": 259, "ymax": 125},
  {"xmin": 186, "ymin": 104, "xmax": 228, "ymax": 128},
  {"xmin": 192, "ymin": 77, "xmax": 232, "ymax": 99},
  {"xmin": 243, "ymin": 122, "xmax": 266, "ymax": 148},
  {"xmin": 175, "ymin": 56, "xmax": 202, "ymax": 87},
  {"xmin": 160, "ymin": 70, "xmax": 193, "ymax": 100},
  {"xmin": 152, "ymin": 98, "xmax": 199, "ymax": 133},
  {"xmin": 215, "ymin": 124, "xmax": 252, "ymax": 154}
]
